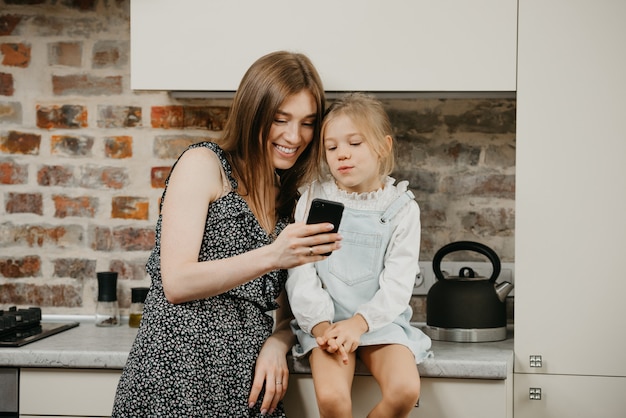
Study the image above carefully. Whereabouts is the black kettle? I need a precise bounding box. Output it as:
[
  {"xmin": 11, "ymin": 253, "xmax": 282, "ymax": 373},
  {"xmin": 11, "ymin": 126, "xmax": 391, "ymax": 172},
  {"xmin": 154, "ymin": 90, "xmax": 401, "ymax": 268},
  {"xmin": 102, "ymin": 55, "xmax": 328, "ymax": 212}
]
[{"xmin": 426, "ymin": 241, "xmax": 513, "ymax": 341}]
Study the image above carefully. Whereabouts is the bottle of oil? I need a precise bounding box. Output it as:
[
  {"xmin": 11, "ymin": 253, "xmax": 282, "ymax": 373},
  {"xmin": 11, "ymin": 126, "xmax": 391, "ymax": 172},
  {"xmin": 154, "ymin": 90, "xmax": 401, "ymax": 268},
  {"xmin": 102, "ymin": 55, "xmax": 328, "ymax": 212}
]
[{"xmin": 129, "ymin": 287, "xmax": 149, "ymax": 328}]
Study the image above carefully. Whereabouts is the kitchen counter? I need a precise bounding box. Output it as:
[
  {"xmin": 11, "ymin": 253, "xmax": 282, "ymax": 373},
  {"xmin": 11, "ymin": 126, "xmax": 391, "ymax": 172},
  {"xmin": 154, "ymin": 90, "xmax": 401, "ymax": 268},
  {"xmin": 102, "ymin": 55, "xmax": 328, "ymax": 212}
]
[{"xmin": 0, "ymin": 318, "xmax": 513, "ymax": 380}]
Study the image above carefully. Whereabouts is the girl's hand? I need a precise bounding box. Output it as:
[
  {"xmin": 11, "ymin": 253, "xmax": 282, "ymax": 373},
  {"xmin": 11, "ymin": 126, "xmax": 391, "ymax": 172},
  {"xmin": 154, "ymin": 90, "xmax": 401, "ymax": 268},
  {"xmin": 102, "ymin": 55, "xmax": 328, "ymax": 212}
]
[
  {"xmin": 271, "ymin": 222, "xmax": 342, "ymax": 269},
  {"xmin": 316, "ymin": 315, "xmax": 368, "ymax": 364}
]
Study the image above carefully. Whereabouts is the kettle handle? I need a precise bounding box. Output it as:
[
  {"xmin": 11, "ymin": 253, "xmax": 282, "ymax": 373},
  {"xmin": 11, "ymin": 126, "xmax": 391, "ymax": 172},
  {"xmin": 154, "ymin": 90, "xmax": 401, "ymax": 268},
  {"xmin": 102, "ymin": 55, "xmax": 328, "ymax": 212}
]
[{"xmin": 432, "ymin": 241, "xmax": 501, "ymax": 283}]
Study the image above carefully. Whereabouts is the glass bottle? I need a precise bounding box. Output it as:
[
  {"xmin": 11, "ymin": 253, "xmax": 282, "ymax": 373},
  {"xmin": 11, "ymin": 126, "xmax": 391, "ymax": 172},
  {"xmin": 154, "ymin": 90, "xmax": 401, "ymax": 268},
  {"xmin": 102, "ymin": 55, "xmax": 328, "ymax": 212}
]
[
  {"xmin": 95, "ymin": 271, "xmax": 120, "ymax": 327},
  {"xmin": 129, "ymin": 287, "xmax": 149, "ymax": 328}
]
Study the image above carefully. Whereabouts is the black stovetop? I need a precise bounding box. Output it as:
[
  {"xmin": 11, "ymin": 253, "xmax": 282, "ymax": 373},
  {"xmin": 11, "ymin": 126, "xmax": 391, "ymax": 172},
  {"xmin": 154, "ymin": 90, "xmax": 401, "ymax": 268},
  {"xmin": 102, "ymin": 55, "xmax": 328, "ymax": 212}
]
[{"xmin": 0, "ymin": 306, "xmax": 79, "ymax": 347}]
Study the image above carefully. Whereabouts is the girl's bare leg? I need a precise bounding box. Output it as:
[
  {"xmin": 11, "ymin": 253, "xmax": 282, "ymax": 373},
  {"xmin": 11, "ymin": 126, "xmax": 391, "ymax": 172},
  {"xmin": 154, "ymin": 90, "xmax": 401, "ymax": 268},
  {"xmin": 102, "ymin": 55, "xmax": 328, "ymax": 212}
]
[
  {"xmin": 359, "ymin": 344, "xmax": 420, "ymax": 418},
  {"xmin": 309, "ymin": 346, "xmax": 357, "ymax": 418}
]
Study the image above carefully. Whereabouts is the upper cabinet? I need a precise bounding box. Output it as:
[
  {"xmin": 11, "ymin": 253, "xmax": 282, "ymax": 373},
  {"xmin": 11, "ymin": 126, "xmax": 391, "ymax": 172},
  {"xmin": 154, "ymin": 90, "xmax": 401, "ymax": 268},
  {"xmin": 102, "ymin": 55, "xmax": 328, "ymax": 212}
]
[{"xmin": 130, "ymin": 0, "xmax": 518, "ymax": 93}]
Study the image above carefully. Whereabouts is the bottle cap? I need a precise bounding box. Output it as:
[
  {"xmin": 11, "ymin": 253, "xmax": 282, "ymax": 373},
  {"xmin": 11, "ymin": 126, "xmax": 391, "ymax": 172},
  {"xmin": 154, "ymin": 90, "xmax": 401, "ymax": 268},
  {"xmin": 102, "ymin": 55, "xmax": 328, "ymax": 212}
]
[
  {"xmin": 131, "ymin": 287, "xmax": 149, "ymax": 303},
  {"xmin": 97, "ymin": 272, "xmax": 118, "ymax": 302}
]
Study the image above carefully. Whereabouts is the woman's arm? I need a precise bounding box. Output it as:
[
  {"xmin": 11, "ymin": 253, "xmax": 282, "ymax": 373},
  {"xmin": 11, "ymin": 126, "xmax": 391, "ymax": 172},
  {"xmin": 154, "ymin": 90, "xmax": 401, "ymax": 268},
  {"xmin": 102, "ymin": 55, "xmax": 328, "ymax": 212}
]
[
  {"xmin": 159, "ymin": 147, "xmax": 341, "ymax": 304},
  {"xmin": 248, "ymin": 290, "xmax": 295, "ymax": 415}
]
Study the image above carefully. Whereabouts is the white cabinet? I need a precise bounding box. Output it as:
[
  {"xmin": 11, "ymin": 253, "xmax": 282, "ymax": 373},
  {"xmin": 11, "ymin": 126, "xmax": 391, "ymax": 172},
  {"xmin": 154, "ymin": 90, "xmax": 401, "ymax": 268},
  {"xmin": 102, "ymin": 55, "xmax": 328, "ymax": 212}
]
[
  {"xmin": 20, "ymin": 368, "xmax": 121, "ymax": 417},
  {"xmin": 514, "ymin": 374, "xmax": 626, "ymax": 418},
  {"xmin": 515, "ymin": 0, "xmax": 626, "ymax": 414},
  {"xmin": 284, "ymin": 375, "xmax": 512, "ymax": 418},
  {"xmin": 131, "ymin": 0, "xmax": 517, "ymax": 92}
]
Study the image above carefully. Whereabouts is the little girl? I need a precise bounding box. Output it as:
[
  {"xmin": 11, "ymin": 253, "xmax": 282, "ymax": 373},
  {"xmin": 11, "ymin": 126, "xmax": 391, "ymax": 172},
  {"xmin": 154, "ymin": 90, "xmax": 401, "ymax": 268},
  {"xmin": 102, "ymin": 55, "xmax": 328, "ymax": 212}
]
[{"xmin": 286, "ymin": 92, "xmax": 432, "ymax": 418}]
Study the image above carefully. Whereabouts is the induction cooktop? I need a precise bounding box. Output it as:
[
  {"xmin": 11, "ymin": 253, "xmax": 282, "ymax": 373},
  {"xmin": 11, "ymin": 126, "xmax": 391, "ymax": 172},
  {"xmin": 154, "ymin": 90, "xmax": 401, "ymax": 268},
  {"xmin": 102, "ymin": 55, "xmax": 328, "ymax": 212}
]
[{"xmin": 0, "ymin": 306, "xmax": 80, "ymax": 347}]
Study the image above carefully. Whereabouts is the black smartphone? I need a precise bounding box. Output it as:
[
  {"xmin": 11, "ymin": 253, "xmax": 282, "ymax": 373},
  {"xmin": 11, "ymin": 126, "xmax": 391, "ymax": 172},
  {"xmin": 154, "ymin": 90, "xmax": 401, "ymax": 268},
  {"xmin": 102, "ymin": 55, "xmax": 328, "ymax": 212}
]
[{"xmin": 306, "ymin": 198, "xmax": 344, "ymax": 256}]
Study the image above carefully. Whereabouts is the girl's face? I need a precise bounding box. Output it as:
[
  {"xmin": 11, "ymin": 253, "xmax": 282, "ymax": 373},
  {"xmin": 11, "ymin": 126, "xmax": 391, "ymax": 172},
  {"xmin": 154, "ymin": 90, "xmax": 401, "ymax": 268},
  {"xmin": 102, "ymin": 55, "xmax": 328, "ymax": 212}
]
[
  {"xmin": 267, "ymin": 90, "xmax": 317, "ymax": 170},
  {"xmin": 323, "ymin": 113, "xmax": 384, "ymax": 194}
]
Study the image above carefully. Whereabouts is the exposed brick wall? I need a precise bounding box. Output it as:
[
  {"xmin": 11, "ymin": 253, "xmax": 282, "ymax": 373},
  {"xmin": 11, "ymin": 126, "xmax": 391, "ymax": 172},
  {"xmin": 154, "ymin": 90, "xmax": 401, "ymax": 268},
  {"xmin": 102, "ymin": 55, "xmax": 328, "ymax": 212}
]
[{"xmin": 0, "ymin": 0, "xmax": 515, "ymax": 320}]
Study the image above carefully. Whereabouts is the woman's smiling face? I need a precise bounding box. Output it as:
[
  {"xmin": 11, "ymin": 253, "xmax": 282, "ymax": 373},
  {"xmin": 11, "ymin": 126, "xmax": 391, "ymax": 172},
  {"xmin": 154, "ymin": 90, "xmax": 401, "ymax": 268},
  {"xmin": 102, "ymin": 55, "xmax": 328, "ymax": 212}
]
[{"xmin": 267, "ymin": 90, "xmax": 317, "ymax": 170}]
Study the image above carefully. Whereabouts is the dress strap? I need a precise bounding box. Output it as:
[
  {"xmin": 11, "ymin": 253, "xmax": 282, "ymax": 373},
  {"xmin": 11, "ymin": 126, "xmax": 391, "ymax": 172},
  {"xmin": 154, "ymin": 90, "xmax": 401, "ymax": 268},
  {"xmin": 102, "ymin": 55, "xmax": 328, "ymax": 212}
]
[{"xmin": 380, "ymin": 190, "xmax": 415, "ymax": 223}]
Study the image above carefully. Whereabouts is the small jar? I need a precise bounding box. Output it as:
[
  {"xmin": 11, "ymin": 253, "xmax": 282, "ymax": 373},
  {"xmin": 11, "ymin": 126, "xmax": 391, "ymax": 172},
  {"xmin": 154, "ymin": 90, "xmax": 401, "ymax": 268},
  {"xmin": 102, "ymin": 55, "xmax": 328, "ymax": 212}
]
[
  {"xmin": 95, "ymin": 272, "xmax": 120, "ymax": 327},
  {"xmin": 129, "ymin": 287, "xmax": 149, "ymax": 328}
]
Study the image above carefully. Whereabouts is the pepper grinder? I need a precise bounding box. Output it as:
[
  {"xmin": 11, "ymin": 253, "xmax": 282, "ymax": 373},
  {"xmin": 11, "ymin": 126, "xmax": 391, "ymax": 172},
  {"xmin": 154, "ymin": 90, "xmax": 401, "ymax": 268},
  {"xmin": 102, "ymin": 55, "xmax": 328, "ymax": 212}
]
[{"xmin": 95, "ymin": 271, "xmax": 120, "ymax": 327}]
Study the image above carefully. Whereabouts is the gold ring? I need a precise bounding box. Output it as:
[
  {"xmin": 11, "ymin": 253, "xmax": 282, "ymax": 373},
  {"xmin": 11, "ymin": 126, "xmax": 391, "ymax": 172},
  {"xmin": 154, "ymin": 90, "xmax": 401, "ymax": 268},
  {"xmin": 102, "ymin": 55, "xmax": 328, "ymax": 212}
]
[
  {"xmin": 276, "ymin": 381, "xmax": 282, "ymax": 385},
  {"xmin": 308, "ymin": 247, "xmax": 314, "ymax": 256}
]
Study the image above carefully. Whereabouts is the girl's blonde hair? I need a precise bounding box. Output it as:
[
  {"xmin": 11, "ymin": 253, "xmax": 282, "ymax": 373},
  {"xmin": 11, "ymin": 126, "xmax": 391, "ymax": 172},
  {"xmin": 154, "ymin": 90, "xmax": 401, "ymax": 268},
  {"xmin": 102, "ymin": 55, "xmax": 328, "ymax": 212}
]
[
  {"xmin": 321, "ymin": 92, "xmax": 395, "ymax": 177},
  {"xmin": 219, "ymin": 51, "xmax": 325, "ymax": 232}
]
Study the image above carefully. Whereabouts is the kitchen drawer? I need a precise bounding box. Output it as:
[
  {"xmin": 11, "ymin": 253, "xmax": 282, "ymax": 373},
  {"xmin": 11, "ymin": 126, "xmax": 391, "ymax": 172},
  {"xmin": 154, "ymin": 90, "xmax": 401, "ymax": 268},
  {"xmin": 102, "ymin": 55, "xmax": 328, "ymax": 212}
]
[
  {"xmin": 284, "ymin": 375, "xmax": 512, "ymax": 418},
  {"xmin": 20, "ymin": 368, "xmax": 121, "ymax": 417}
]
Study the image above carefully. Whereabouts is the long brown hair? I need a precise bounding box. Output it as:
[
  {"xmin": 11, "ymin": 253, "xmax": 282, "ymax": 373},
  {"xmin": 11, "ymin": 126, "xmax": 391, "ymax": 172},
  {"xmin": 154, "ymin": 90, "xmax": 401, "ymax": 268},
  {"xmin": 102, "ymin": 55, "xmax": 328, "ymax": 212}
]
[{"xmin": 219, "ymin": 51, "xmax": 325, "ymax": 233}]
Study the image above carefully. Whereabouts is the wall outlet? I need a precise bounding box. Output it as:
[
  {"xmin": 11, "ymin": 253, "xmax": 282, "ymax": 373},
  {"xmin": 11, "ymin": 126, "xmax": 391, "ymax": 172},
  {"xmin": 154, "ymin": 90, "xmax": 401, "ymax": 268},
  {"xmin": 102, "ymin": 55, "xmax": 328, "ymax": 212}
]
[{"xmin": 412, "ymin": 261, "xmax": 515, "ymax": 296}]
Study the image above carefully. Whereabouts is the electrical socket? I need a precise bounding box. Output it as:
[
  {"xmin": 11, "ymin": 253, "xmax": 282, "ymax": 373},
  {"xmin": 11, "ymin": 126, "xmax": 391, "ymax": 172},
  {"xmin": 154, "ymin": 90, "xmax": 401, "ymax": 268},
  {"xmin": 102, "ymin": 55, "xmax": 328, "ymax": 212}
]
[{"xmin": 412, "ymin": 261, "xmax": 515, "ymax": 296}]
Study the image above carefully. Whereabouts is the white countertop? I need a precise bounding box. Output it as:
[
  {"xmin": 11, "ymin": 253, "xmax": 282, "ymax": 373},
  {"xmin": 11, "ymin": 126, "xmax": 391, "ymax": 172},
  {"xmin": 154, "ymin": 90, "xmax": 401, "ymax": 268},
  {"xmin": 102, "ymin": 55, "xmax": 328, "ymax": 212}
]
[{"xmin": 0, "ymin": 318, "xmax": 513, "ymax": 380}]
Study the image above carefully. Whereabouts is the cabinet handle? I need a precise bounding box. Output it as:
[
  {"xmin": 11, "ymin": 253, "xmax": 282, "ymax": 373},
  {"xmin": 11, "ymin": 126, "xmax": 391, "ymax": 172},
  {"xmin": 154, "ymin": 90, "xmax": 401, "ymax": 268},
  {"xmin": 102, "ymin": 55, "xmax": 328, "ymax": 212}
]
[
  {"xmin": 529, "ymin": 388, "xmax": 542, "ymax": 400},
  {"xmin": 529, "ymin": 355, "xmax": 542, "ymax": 367}
]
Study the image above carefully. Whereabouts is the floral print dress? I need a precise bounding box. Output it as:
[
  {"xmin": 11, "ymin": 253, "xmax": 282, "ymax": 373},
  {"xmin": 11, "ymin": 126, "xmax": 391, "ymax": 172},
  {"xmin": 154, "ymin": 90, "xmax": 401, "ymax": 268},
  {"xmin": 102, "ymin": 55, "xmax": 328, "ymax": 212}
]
[{"xmin": 112, "ymin": 142, "xmax": 288, "ymax": 417}]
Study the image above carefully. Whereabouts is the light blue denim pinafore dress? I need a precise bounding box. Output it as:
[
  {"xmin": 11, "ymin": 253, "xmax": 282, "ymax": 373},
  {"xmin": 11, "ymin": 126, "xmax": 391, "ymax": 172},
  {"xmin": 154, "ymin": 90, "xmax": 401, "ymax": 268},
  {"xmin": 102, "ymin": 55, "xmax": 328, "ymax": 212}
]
[{"xmin": 292, "ymin": 190, "xmax": 432, "ymax": 363}]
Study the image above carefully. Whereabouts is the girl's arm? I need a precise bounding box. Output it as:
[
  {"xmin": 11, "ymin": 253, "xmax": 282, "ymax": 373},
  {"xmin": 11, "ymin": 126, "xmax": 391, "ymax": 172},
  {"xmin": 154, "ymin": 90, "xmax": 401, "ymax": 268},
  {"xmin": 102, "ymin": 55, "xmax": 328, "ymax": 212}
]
[
  {"xmin": 159, "ymin": 147, "xmax": 340, "ymax": 304},
  {"xmin": 285, "ymin": 190, "xmax": 335, "ymax": 334},
  {"xmin": 355, "ymin": 201, "xmax": 422, "ymax": 332}
]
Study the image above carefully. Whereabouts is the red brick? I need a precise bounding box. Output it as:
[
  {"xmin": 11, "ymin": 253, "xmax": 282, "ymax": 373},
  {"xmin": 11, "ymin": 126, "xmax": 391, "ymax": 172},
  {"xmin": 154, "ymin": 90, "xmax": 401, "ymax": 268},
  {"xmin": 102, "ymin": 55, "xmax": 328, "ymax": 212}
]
[
  {"xmin": 150, "ymin": 166, "xmax": 171, "ymax": 188},
  {"xmin": 0, "ymin": 15, "xmax": 22, "ymax": 36},
  {"xmin": 90, "ymin": 226, "xmax": 155, "ymax": 252},
  {"xmin": 151, "ymin": 106, "xmax": 184, "ymax": 128},
  {"xmin": 112, "ymin": 227, "xmax": 155, "ymax": 251},
  {"xmin": 0, "ymin": 131, "xmax": 41, "ymax": 155},
  {"xmin": 52, "ymin": 194, "xmax": 97, "ymax": 218},
  {"xmin": 104, "ymin": 136, "xmax": 132, "ymax": 159},
  {"xmin": 92, "ymin": 40, "xmax": 128, "ymax": 68},
  {"xmin": 0, "ymin": 159, "xmax": 27, "ymax": 184},
  {"xmin": 0, "ymin": 102, "xmax": 21, "ymax": 123},
  {"xmin": 154, "ymin": 135, "xmax": 210, "ymax": 159},
  {"xmin": 90, "ymin": 226, "xmax": 112, "ymax": 251},
  {"xmin": 0, "ymin": 255, "xmax": 41, "ymax": 278},
  {"xmin": 48, "ymin": 41, "xmax": 82, "ymax": 67},
  {"xmin": 111, "ymin": 196, "xmax": 149, "ymax": 220},
  {"xmin": 52, "ymin": 74, "xmax": 122, "ymax": 96},
  {"xmin": 0, "ymin": 72, "xmax": 14, "ymax": 96},
  {"xmin": 0, "ymin": 43, "xmax": 31, "ymax": 67},
  {"xmin": 98, "ymin": 105, "xmax": 141, "ymax": 128},
  {"xmin": 37, "ymin": 104, "xmax": 88, "ymax": 129},
  {"xmin": 0, "ymin": 283, "xmax": 82, "ymax": 308},
  {"xmin": 53, "ymin": 258, "xmax": 96, "ymax": 279},
  {"xmin": 109, "ymin": 259, "xmax": 147, "ymax": 281},
  {"xmin": 79, "ymin": 166, "xmax": 128, "ymax": 189},
  {"xmin": 51, "ymin": 134, "xmax": 94, "ymax": 156},
  {"xmin": 5, "ymin": 192, "xmax": 43, "ymax": 215},
  {"xmin": 5, "ymin": 224, "xmax": 84, "ymax": 248},
  {"xmin": 183, "ymin": 106, "xmax": 229, "ymax": 130},
  {"xmin": 37, "ymin": 165, "xmax": 75, "ymax": 187},
  {"xmin": 65, "ymin": 0, "xmax": 97, "ymax": 11}
]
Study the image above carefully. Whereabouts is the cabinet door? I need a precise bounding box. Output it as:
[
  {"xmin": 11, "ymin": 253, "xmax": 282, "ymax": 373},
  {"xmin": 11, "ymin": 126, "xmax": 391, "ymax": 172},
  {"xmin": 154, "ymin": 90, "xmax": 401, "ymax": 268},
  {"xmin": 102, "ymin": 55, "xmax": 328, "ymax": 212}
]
[
  {"xmin": 515, "ymin": 374, "xmax": 626, "ymax": 418},
  {"xmin": 284, "ymin": 375, "xmax": 512, "ymax": 418},
  {"xmin": 20, "ymin": 368, "xmax": 121, "ymax": 417},
  {"xmin": 131, "ymin": 0, "xmax": 517, "ymax": 92},
  {"xmin": 515, "ymin": 0, "xmax": 626, "ymax": 376}
]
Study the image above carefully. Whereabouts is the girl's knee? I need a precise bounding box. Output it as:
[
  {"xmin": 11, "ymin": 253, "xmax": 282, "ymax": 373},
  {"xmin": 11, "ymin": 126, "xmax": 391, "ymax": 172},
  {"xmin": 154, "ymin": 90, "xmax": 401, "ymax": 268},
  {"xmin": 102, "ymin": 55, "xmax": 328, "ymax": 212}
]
[
  {"xmin": 316, "ymin": 385, "xmax": 352, "ymax": 416},
  {"xmin": 384, "ymin": 379, "xmax": 421, "ymax": 407}
]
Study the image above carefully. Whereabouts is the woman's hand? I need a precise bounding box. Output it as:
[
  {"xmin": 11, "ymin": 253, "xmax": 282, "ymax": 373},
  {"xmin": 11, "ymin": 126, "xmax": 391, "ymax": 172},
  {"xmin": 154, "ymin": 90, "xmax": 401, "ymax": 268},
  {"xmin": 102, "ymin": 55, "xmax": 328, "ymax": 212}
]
[
  {"xmin": 271, "ymin": 222, "xmax": 342, "ymax": 269},
  {"xmin": 248, "ymin": 335, "xmax": 289, "ymax": 415}
]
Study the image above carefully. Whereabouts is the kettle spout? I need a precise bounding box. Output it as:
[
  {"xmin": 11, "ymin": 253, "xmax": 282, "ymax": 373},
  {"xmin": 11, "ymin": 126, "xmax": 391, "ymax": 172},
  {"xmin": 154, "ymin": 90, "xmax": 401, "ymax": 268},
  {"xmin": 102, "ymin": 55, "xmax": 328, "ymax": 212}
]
[{"xmin": 495, "ymin": 281, "xmax": 514, "ymax": 302}]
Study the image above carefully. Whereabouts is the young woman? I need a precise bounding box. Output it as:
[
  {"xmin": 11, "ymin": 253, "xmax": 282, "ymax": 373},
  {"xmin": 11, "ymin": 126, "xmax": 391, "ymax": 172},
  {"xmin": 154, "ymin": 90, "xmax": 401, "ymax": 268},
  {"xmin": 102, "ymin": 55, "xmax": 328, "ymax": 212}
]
[
  {"xmin": 286, "ymin": 93, "xmax": 432, "ymax": 418},
  {"xmin": 112, "ymin": 51, "xmax": 342, "ymax": 417}
]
